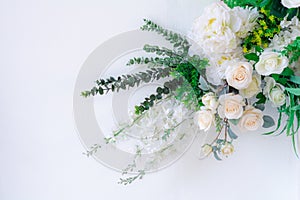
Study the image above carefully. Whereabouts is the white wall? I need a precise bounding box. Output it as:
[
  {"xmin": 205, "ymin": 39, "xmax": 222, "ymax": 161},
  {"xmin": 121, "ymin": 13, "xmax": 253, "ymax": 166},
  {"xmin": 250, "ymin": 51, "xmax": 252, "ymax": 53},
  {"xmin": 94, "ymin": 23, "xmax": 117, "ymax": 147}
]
[{"xmin": 0, "ymin": 0, "xmax": 299, "ymax": 200}]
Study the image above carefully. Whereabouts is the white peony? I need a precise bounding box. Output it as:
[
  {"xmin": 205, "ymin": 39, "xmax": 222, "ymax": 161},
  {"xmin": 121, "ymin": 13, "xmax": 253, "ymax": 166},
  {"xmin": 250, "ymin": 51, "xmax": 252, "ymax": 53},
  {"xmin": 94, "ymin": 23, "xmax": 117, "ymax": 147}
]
[
  {"xmin": 225, "ymin": 61, "xmax": 253, "ymax": 89},
  {"xmin": 255, "ymin": 51, "xmax": 289, "ymax": 76},
  {"xmin": 230, "ymin": 7, "xmax": 259, "ymax": 38},
  {"xmin": 202, "ymin": 92, "xmax": 219, "ymax": 112},
  {"xmin": 218, "ymin": 93, "xmax": 245, "ymax": 119},
  {"xmin": 281, "ymin": 0, "xmax": 300, "ymax": 8},
  {"xmin": 195, "ymin": 108, "xmax": 215, "ymax": 132},
  {"xmin": 238, "ymin": 106, "xmax": 263, "ymax": 131},
  {"xmin": 190, "ymin": 2, "xmax": 240, "ymax": 54},
  {"xmin": 263, "ymin": 77, "xmax": 286, "ymax": 106},
  {"xmin": 239, "ymin": 73, "xmax": 262, "ymax": 98}
]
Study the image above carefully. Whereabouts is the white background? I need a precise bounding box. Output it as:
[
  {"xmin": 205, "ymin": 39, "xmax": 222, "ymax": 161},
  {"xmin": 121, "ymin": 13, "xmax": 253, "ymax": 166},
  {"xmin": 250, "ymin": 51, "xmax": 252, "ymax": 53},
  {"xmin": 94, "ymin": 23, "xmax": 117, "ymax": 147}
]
[{"xmin": 0, "ymin": 0, "xmax": 299, "ymax": 199}]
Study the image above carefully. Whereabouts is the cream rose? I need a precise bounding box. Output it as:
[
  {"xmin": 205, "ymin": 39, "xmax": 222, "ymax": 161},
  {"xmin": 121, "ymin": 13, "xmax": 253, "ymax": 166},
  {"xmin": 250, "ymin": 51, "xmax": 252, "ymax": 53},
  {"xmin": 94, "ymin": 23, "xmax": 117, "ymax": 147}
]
[
  {"xmin": 239, "ymin": 74, "xmax": 261, "ymax": 98},
  {"xmin": 202, "ymin": 144, "xmax": 213, "ymax": 156},
  {"xmin": 281, "ymin": 0, "xmax": 300, "ymax": 8},
  {"xmin": 195, "ymin": 109, "xmax": 215, "ymax": 132},
  {"xmin": 225, "ymin": 61, "xmax": 253, "ymax": 90},
  {"xmin": 218, "ymin": 93, "xmax": 245, "ymax": 119},
  {"xmin": 221, "ymin": 142, "xmax": 234, "ymax": 156},
  {"xmin": 255, "ymin": 51, "xmax": 289, "ymax": 76},
  {"xmin": 202, "ymin": 92, "xmax": 219, "ymax": 112},
  {"xmin": 263, "ymin": 77, "xmax": 286, "ymax": 106},
  {"xmin": 238, "ymin": 106, "xmax": 263, "ymax": 131}
]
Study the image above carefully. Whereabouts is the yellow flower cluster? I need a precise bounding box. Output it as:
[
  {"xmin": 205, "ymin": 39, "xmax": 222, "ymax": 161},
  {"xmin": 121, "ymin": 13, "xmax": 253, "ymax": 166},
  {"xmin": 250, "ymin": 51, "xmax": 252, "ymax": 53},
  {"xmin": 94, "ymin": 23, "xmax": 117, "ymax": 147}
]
[{"xmin": 242, "ymin": 8, "xmax": 281, "ymax": 53}]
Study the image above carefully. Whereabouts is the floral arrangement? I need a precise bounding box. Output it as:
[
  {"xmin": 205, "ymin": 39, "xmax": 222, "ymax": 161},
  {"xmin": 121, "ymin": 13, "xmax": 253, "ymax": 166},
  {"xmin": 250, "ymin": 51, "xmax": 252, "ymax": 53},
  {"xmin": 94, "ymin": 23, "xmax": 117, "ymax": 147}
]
[{"xmin": 82, "ymin": 0, "xmax": 300, "ymax": 184}]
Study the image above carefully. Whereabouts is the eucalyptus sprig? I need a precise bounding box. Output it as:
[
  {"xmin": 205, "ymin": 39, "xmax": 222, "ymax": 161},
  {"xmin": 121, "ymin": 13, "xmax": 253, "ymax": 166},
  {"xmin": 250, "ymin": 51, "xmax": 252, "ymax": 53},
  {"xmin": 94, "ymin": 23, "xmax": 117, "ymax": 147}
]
[
  {"xmin": 81, "ymin": 67, "xmax": 172, "ymax": 97},
  {"xmin": 83, "ymin": 144, "xmax": 101, "ymax": 157},
  {"xmin": 118, "ymin": 170, "xmax": 145, "ymax": 185},
  {"xmin": 135, "ymin": 78, "xmax": 183, "ymax": 115},
  {"xmin": 143, "ymin": 44, "xmax": 184, "ymax": 59},
  {"xmin": 141, "ymin": 19, "xmax": 190, "ymax": 54},
  {"xmin": 127, "ymin": 56, "xmax": 182, "ymax": 67}
]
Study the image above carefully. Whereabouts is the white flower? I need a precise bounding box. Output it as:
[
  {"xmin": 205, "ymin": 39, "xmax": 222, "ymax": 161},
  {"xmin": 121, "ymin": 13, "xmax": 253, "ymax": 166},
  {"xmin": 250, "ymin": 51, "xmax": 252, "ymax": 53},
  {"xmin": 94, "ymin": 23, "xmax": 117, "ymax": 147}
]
[
  {"xmin": 195, "ymin": 108, "xmax": 215, "ymax": 132},
  {"xmin": 202, "ymin": 144, "xmax": 213, "ymax": 156},
  {"xmin": 239, "ymin": 73, "xmax": 261, "ymax": 98},
  {"xmin": 255, "ymin": 51, "xmax": 289, "ymax": 76},
  {"xmin": 263, "ymin": 77, "xmax": 286, "ymax": 106},
  {"xmin": 238, "ymin": 106, "xmax": 263, "ymax": 131},
  {"xmin": 225, "ymin": 61, "xmax": 253, "ymax": 89},
  {"xmin": 190, "ymin": 2, "xmax": 240, "ymax": 54},
  {"xmin": 270, "ymin": 16, "xmax": 300, "ymax": 50},
  {"xmin": 218, "ymin": 93, "xmax": 245, "ymax": 119},
  {"xmin": 281, "ymin": 0, "xmax": 300, "ymax": 8},
  {"xmin": 221, "ymin": 142, "xmax": 234, "ymax": 156},
  {"xmin": 202, "ymin": 92, "xmax": 219, "ymax": 112},
  {"xmin": 230, "ymin": 7, "xmax": 259, "ymax": 38},
  {"xmin": 205, "ymin": 49, "xmax": 244, "ymax": 86}
]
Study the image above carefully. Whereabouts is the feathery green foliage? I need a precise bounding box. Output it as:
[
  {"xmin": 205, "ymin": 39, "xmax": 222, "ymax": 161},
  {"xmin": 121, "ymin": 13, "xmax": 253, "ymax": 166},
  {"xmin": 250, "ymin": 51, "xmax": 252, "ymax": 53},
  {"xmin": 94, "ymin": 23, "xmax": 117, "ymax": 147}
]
[
  {"xmin": 141, "ymin": 19, "xmax": 190, "ymax": 55},
  {"xmin": 81, "ymin": 67, "xmax": 172, "ymax": 97}
]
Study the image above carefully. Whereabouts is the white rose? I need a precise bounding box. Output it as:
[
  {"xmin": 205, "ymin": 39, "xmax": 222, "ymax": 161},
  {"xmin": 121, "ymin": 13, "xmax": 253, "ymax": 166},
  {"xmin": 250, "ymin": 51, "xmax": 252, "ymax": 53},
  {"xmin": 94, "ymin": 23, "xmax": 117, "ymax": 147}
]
[
  {"xmin": 202, "ymin": 92, "xmax": 219, "ymax": 112},
  {"xmin": 255, "ymin": 51, "xmax": 289, "ymax": 76},
  {"xmin": 269, "ymin": 87, "xmax": 286, "ymax": 106},
  {"xmin": 190, "ymin": 2, "xmax": 240, "ymax": 54},
  {"xmin": 239, "ymin": 73, "xmax": 261, "ymax": 98},
  {"xmin": 263, "ymin": 77, "xmax": 286, "ymax": 106},
  {"xmin": 205, "ymin": 49, "xmax": 244, "ymax": 86},
  {"xmin": 281, "ymin": 0, "xmax": 300, "ymax": 8},
  {"xmin": 195, "ymin": 108, "xmax": 215, "ymax": 132},
  {"xmin": 238, "ymin": 106, "xmax": 263, "ymax": 131},
  {"xmin": 218, "ymin": 93, "xmax": 245, "ymax": 119},
  {"xmin": 225, "ymin": 61, "xmax": 253, "ymax": 89},
  {"xmin": 221, "ymin": 142, "xmax": 234, "ymax": 156}
]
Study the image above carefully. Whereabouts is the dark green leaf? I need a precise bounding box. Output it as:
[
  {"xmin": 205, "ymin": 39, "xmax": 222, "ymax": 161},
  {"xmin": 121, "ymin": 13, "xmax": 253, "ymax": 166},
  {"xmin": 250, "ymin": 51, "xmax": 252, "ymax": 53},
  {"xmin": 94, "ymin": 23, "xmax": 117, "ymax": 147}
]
[
  {"xmin": 256, "ymin": 92, "xmax": 266, "ymax": 104},
  {"xmin": 263, "ymin": 115, "xmax": 275, "ymax": 128},
  {"xmin": 281, "ymin": 67, "xmax": 294, "ymax": 76},
  {"xmin": 255, "ymin": 104, "xmax": 265, "ymax": 111},
  {"xmin": 213, "ymin": 151, "xmax": 222, "ymax": 161},
  {"xmin": 244, "ymin": 53, "xmax": 259, "ymax": 62}
]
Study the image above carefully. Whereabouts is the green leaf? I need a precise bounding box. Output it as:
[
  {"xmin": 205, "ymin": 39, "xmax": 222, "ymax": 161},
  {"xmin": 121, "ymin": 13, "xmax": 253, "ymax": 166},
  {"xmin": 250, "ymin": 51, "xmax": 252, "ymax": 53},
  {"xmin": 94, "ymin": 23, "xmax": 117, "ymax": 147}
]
[
  {"xmin": 291, "ymin": 105, "xmax": 300, "ymax": 111},
  {"xmin": 281, "ymin": 67, "xmax": 294, "ymax": 76},
  {"xmin": 276, "ymin": 78, "xmax": 288, "ymax": 85},
  {"xmin": 263, "ymin": 115, "xmax": 275, "ymax": 128},
  {"xmin": 229, "ymin": 119, "xmax": 239, "ymax": 126},
  {"xmin": 290, "ymin": 76, "xmax": 300, "ymax": 84},
  {"xmin": 292, "ymin": 134, "xmax": 299, "ymax": 158},
  {"xmin": 255, "ymin": 104, "xmax": 265, "ymax": 111},
  {"xmin": 228, "ymin": 127, "xmax": 238, "ymax": 140},
  {"xmin": 285, "ymin": 88, "xmax": 300, "ymax": 96},
  {"xmin": 213, "ymin": 151, "xmax": 222, "ymax": 161},
  {"xmin": 256, "ymin": 92, "xmax": 266, "ymax": 104},
  {"xmin": 272, "ymin": 74, "xmax": 280, "ymax": 81},
  {"xmin": 244, "ymin": 53, "xmax": 259, "ymax": 62},
  {"xmin": 286, "ymin": 110, "xmax": 295, "ymax": 136},
  {"xmin": 263, "ymin": 110, "xmax": 282, "ymax": 135}
]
